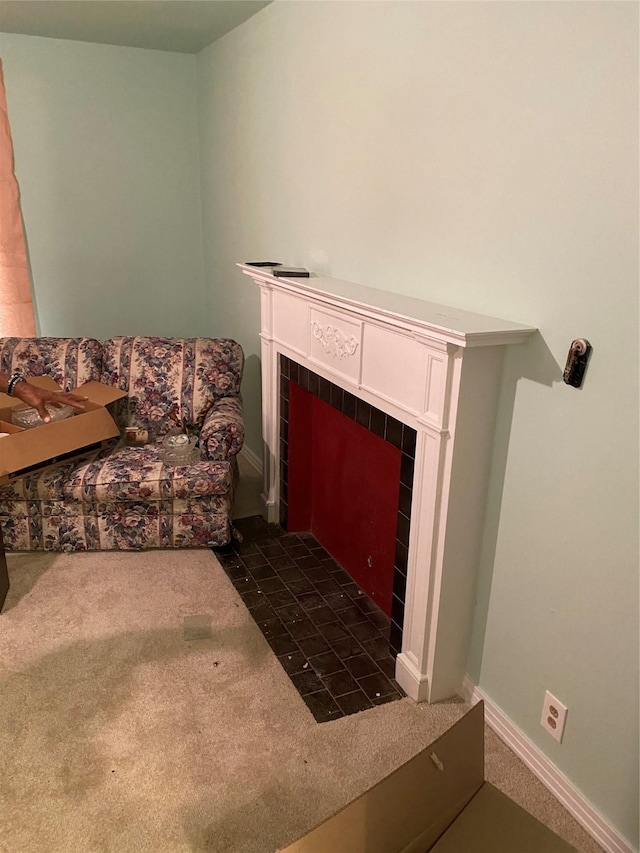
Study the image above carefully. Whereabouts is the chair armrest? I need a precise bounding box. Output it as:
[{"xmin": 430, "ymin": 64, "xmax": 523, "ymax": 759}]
[{"xmin": 199, "ymin": 396, "xmax": 245, "ymax": 461}]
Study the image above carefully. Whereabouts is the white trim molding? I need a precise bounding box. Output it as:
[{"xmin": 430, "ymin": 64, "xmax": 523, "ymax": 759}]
[{"xmin": 462, "ymin": 677, "xmax": 637, "ymax": 853}]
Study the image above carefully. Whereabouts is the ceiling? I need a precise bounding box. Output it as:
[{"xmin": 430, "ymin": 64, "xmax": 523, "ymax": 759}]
[{"xmin": 0, "ymin": 0, "xmax": 272, "ymax": 54}]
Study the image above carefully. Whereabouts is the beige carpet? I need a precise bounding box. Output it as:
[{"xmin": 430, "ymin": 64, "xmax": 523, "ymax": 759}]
[{"xmin": 0, "ymin": 550, "xmax": 602, "ymax": 853}]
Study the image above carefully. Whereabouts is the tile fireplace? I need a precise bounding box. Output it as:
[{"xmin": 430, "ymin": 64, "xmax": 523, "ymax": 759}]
[
  {"xmin": 279, "ymin": 356, "xmax": 416, "ymax": 657},
  {"xmin": 239, "ymin": 263, "xmax": 535, "ymax": 703}
]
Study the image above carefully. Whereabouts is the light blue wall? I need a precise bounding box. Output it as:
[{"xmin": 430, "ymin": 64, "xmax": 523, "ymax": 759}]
[
  {"xmin": 196, "ymin": 2, "xmax": 638, "ymax": 847},
  {"xmin": 1, "ymin": 7, "xmax": 637, "ymax": 848},
  {"xmin": 1, "ymin": 33, "xmax": 207, "ymax": 338}
]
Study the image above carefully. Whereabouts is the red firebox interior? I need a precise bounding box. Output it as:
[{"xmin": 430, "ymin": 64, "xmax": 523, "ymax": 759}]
[{"xmin": 287, "ymin": 381, "xmax": 401, "ymax": 617}]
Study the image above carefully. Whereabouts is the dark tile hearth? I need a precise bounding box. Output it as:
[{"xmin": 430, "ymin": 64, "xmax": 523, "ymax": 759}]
[{"xmin": 215, "ymin": 516, "xmax": 404, "ymax": 722}]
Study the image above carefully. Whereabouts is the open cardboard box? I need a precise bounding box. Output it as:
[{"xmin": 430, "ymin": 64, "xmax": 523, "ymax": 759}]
[
  {"xmin": 278, "ymin": 701, "xmax": 575, "ymax": 853},
  {"xmin": 0, "ymin": 376, "xmax": 127, "ymax": 611},
  {"xmin": 0, "ymin": 375, "xmax": 127, "ymax": 485}
]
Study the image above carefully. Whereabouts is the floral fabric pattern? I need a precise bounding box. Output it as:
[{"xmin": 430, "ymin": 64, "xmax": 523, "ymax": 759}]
[
  {"xmin": 0, "ymin": 337, "xmax": 102, "ymax": 390},
  {"xmin": 101, "ymin": 336, "xmax": 244, "ymax": 438},
  {"xmin": 200, "ymin": 397, "xmax": 245, "ymax": 461},
  {"xmin": 0, "ymin": 504, "xmax": 233, "ymax": 551},
  {"xmin": 0, "ymin": 454, "xmax": 103, "ymax": 502},
  {"xmin": 0, "ymin": 335, "xmax": 244, "ymax": 551},
  {"xmin": 67, "ymin": 445, "xmax": 232, "ymax": 503}
]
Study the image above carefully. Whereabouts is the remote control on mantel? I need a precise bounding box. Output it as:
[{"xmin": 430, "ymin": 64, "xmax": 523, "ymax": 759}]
[{"xmin": 272, "ymin": 267, "xmax": 310, "ymax": 278}]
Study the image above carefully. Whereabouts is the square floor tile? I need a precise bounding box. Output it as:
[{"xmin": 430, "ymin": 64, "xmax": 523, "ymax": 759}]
[
  {"xmin": 308, "ymin": 651, "xmax": 344, "ymax": 677},
  {"xmin": 321, "ymin": 669, "xmax": 360, "ymax": 697},
  {"xmin": 360, "ymin": 636, "xmax": 392, "ymax": 661},
  {"xmin": 269, "ymin": 554, "xmax": 296, "ymax": 571},
  {"xmin": 297, "ymin": 555, "xmax": 322, "ymax": 572},
  {"xmin": 336, "ymin": 690, "xmax": 374, "ymax": 715},
  {"xmin": 336, "ymin": 604, "xmax": 371, "ymax": 626},
  {"xmin": 343, "ymin": 654, "xmax": 380, "ymax": 679},
  {"xmin": 304, "ymin": 690, "xmax": 342, "ymax": 723},
  {"xmin": 275, "ymin": 602, "xmax": 307, "ymax": 622},
  {"xmin": 297, "ymin": 591, "xmax": 326, "ymax": 612},
  {"xmin": 329, "ymin": 635, "xmax": 365, "ymax": 660},
  {"xmin": 308, "ymin": 605, "xmax": 337, "ymax": 627},
  {"xmin": 284, "ymin": 544, "xmax": 311, "ymax": 558},
  {"xmin": 242, "ymin": 589, "xmax": 267, "ymax": 608},
  {"xmin": 291, "ymin": 670, "xmax": 325, "ymax": 695},
  {"xmin": 278, "ymin": 650, "xmax": 308, "ymax": 676},
  {"xmin": 242, "ymin": 553, "xmax": 271, "ymax": 570},
  {"xmin": 287, "ymin": 578, "xmax": 317, "ymax": 596},
  {"xmin": 323, "ymin": 591, "xmax": 352, "ymax": 610},
  {"xmin": 349, "ymin": 619, "xmax": 385, "ymax": 643},
  {"xmin": 258, "ymin": 541, "xmax": 287, "ymax": 558},
  {"xmin": 317, "ymin": 621, "xmax": 352, "ymax": 643},
  {"xmin": 265, "ymin": 633, "xmax": 299, "ymax": 656},
  {"xmin": 265, "ymin": 588, "xmax": 297, "ymax": 609},
  {"xmin": 247, "ymin": 601, "xmax": 276, "ymax": 622},
  {"xmin": 297, "ymin": 634, "xmax": 333, "ymax": 658},
  {"xmin": 357, "ymin": 671, "xmax": 397, "ymax": 700},
  {"xmin": 314, "ymin": 578, "xmax": 345, "ymax": 597},
  {"xmin": 257, "ymin": 576, "xmax": 287, "ymax": 595},
  {"xmin": 286, "ymin": 617, "xmax": 319, "ymax": 640},
  {"xmin": 258, "ymin": 617, "xmax": 289, "ymax": 640},
  {"xmin": 249, "ymin": 563, "xmax": 278, "ymax": 581}
]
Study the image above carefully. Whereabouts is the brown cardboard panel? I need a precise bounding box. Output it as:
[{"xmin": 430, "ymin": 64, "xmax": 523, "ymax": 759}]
[
  {"xmin": 0, "ymin": 420, "xmax": 25, "ymax": 435},
  {"xmin": 74, "ymin": 381, "xmax": 128, "ymax": 406},
  {"xmin": 430, "ymin": 782, "xmax": 577, "ymax": 853},
  {"xmin": 0, "ymin": 410, "xmax": 117, "ymax": 479},
  {"xmin": 279, "ymin": 703, "xmax": 576, "ymax": 853},
  {"xmin": 0, "ymin": 407, "xmax": 22, "ymax": 424},
  {"xmin": 0, "ymin": 377, "xmax": 127, "ymax": 409},
  {"xmin": 0, "ymin": 390, "xmax": 124, "ymax": 482},
  {"xmin": 278, "ymin": 702, "xmax": 485, "ymax": 853}
]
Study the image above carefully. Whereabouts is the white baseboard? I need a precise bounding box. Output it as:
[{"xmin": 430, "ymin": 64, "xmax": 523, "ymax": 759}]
[
  {"xmin": 239, "ymin": 444, "xmax": 263, "ymax": 476},
  {"xmin": 462, "ymin": 677, "xmax": 637, "ymax": 853},
  {"xmin": 394, "ymin": 652, "xmax": 430, "ymax": 703}
]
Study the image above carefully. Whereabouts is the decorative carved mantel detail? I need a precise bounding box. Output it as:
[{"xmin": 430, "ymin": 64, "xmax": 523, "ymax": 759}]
[
  {"xmin": 311, "ymin": 321, "xmax": 359, "ymax": 359},
  {"xmin": 238, "ymin": 262, "xmax": 535, "ymax": 704}
]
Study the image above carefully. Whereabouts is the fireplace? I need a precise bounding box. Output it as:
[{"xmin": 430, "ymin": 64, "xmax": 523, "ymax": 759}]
[
  {"xmin": 280, "ymin": 355, "xmax": 417, "ymax": 657},
  {"xmin": 240, "ymin": 263, "xmax": 535, "ymax": 703}
]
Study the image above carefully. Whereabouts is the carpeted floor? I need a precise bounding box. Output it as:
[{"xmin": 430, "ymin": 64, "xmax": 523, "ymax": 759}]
[{"xmin": 0, "ymin": 549, "xmax": 603, "ymax": 853}]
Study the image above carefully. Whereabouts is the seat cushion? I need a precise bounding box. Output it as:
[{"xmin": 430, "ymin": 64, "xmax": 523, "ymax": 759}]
[
  {"xmin": 0, "ymin": 456, "xmax": 100, "ymax": 502},
  {"xmin": 66, "ymin": 445, "xmax": 233, "ymax": 503}
]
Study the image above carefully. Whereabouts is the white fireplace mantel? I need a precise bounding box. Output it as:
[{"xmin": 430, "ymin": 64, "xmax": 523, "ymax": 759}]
[{"xmin": 239, "ymin": 263, "xmax": 536, "ymax": 703}]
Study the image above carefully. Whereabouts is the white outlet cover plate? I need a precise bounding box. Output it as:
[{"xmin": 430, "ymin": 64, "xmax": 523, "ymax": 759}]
[{"xmin": 541, "ymin": 690, "xmax": 568, "ymax": 743}]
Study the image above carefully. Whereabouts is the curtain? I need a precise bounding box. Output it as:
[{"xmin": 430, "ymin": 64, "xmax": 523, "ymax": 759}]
[{"xmin": 0, "ymin": 59, "xmax": 36, "ymax": 336}]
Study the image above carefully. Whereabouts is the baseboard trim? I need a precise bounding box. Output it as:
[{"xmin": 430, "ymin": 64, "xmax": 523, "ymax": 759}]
[
  {"xmin": 394, "ymin": 652, "xmax": 430, "ymax": 703},
  {"xmin": 462, "ymin": 677, "xmax": 636, "ymax": 853},
  {"xmin": 239, "ymin": 444, "xmax": 263, "ymax": 476}
]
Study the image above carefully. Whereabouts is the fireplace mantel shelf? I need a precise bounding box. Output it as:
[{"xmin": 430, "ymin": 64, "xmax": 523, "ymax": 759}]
[
  {"xmin": 238, "ymin": 264, "xmax": 535, "ymax": 348},
  {"xmin": 241, "ymin": 261, "xmax": 536, "ymax": 704}
]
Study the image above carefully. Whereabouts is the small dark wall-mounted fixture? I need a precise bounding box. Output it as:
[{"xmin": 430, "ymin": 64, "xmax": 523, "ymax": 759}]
[{"xmin": 563, "ymin": 338, "xmax": 592, "ymax": 388}]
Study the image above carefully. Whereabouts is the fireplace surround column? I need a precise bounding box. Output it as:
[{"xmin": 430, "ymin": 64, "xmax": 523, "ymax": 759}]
[{"xmin": 239, "ymin": 263, "xmax": 535, "ymax": 703}]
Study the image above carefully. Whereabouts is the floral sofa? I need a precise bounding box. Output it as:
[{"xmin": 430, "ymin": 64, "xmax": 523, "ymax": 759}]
[{"xmin": 0, "ymin": 336, "xmax": 244, "ymax": 551}]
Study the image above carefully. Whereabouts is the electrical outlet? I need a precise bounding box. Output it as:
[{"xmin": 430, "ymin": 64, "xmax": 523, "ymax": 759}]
[{"xmin": 540, "ymin": 690, "xmax": 568, "ymax": 743}]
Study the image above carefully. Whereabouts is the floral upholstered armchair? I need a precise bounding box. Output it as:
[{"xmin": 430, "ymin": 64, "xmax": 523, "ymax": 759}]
[{"xmin": 0, "ymin": 336, "xmax": 245, "ymax": 551}]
